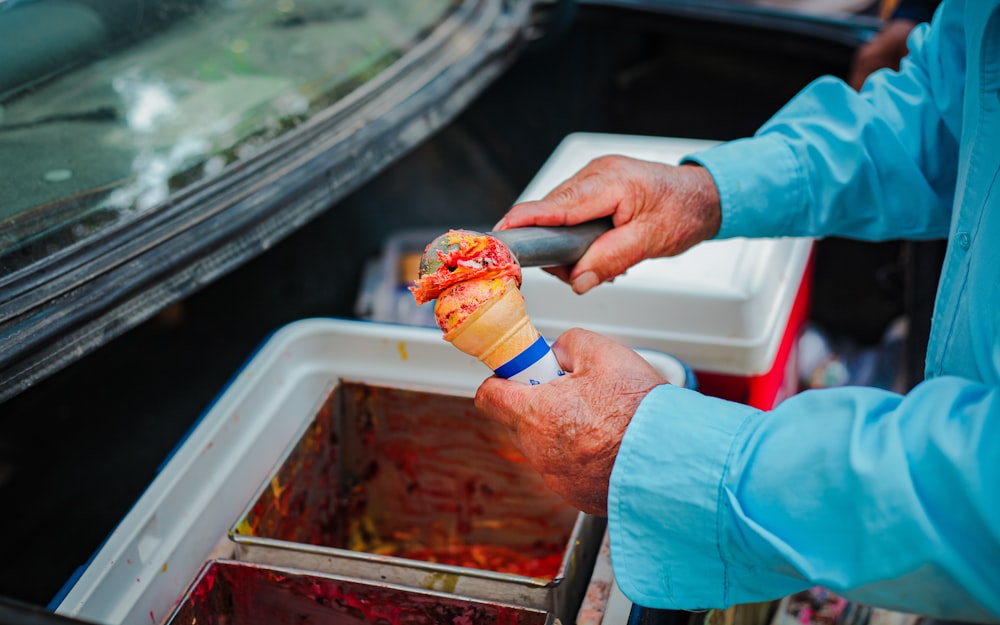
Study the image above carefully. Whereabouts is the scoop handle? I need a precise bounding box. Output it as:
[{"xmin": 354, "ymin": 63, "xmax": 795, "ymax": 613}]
[{"xmin": 489, "ymin": 218, "xmax": 613, "ymax": 268}]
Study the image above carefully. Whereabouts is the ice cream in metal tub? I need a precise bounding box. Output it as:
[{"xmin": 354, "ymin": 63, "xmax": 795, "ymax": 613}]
[
  {"xmin": 166, "ymin": 559, "xmax": 555, "ymax": 625},
  {"xmin": 228, "ymin": 379, "xmax": 603, "ymax": 623}
]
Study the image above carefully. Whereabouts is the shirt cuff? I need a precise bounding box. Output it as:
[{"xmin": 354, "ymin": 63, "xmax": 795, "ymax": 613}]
[
  {"xmin": 681, "ymin": 134, "xmax": 805, "ymax": 240},
  {"xmin": 608, "ymin": 384, "xmax": 758, "ymax": 609}
]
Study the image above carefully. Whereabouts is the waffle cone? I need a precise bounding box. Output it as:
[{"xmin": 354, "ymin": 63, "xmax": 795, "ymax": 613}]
[{"xmin": 443, "ymin": 280, "xmax": 541, "ymax": 370}]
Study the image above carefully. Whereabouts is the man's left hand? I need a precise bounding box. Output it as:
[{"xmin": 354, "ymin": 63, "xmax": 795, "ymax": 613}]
[{"xmin": 475, "ymin": 328, "xmax": 667, "ymax": 516}]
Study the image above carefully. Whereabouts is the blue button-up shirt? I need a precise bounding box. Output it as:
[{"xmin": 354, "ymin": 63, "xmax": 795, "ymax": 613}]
[{"xmin": 608, "ymin": 0, "xmax": 1000, "ymax": 619}]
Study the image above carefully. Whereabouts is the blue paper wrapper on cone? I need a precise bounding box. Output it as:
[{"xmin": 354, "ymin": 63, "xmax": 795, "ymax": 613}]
[
  {"xmin": 442, "ymin": 278, "xmax": 563, "ymax": 385},
  {"xmin": 493, "ymin": 335, "xmax": 564, "ymax": 385}
]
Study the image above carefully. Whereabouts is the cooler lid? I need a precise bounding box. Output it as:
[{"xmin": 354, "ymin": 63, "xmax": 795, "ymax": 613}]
[{"xmin": 515, "ymin": 133, "xmax": 813, "ymax": 375}]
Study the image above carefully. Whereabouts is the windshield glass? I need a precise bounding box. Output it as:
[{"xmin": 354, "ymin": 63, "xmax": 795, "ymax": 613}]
[{"xmin": 0, "ymin": 0, "xmax": 458, "ymax": 276}]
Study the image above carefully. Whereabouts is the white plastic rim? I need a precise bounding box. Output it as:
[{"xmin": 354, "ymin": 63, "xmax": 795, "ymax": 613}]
[{"xmin": 55, "ymin": 318, "xmax": 681, "ymax": 625}]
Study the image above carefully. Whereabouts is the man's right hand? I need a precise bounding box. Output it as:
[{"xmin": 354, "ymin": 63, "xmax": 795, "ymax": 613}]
[{"xmin": 494, "ymin": 157, "xmax": 722, "ymax": 294}]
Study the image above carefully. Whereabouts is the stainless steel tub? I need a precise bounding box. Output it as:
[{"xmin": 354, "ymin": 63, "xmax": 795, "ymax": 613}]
[
  {"xmin": 229, "ymin": 380, "xmax": 603, "ymax": 624},
  {"xmin": 166, "ymin": 559, "xmax": 555, "ymax": 625}
]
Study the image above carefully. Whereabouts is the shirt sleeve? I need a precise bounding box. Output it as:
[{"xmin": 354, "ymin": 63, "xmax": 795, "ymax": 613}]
[
  {"xmin": 607, "ymin": 381, "xmax": 1000, "ymax": 621},
  {"xmin": 682, "ymin": 0, "xmax": 963, "ymax": 242}
]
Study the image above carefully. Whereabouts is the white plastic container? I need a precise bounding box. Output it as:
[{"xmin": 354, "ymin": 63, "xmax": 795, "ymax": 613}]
[
  {"xmin": 515, "ymin": 133, "xmax": 814, "ymax": 409},
  {"xmin": 54, "ymin": 319, "xmax": 691, "ymax": 625}
]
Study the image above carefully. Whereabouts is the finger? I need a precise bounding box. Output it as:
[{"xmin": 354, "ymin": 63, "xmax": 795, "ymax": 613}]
[
  {"xmin": 494, "ymin": 200, "xmax": 576, "ymax": 230},
  {"xmin": 549, "ymin": 332, "xmax": 577, "ymax": 374},
  {"xmin": 475, "ymin": 376, "xmax": 531, "ymax": 431},
  {"xmin": 496, "ymin": 172, "xmax": 624, "ymax": 231},
  {"xmin": 567, "ymin": 224, "xmax": 650, "ymax": 294},
  {"xmin": 496, "ymin": 194, "xmax": 609, "ymax": 231},
  {"xmin": 549, "ymin": 328, "xmax": 605, "ymax": 372},
  {"xmin": 541, "ymin": 265, "xmax": 573, "ymax": 283},
  {"xmin": 555, "ymin": 328, "xmax": 657, "ymax": 381}
]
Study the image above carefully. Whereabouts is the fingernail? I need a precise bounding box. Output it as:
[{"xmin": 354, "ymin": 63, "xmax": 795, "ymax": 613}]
[{"xmin": 572, "ymin": 271, "xmax": 600, "ymax": 294}]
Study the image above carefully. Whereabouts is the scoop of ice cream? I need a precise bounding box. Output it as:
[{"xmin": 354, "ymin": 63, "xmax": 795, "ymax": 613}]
[
  {"xmin": 412, "ymin": 231, "xmax": 561, "ymax": 383},
  {"xmin": 410, "ymin": 229, "xmax": 521, "ymax": 306},
  {"xmin": 432, "ymin": 276, "xmax": 510, "ymax": 334}
]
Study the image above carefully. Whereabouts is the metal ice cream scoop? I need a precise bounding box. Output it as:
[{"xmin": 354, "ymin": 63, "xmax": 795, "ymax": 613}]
[
  {"xmin": 489, "ymin": 218, "xmax": 614, "ymax": 269},
  {"xmin": 418, "ymin": 218, "xmax": 613, "ymax": 276}
]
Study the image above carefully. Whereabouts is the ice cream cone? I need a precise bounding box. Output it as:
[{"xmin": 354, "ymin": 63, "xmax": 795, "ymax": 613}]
[
  {"xmin": 412, "ymin": 229, "xmax": 561, "ymax": 383},
  {"xmin": 441, "ymin": 277, "xmax": 563, "ymax": 383},
  {"xmin": 443, "ymin": 279, "xmax": 537, "ymax": 368}
]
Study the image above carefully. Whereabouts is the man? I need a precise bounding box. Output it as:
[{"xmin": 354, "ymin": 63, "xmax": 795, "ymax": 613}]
[{"xmin": 474, "ymin": 0, "xmax": 999, "ymax": 620}]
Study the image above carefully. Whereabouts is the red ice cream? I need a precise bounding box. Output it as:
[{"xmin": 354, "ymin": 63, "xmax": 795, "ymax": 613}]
[{"xmin": 410, "ymin": 230, "xmax": 521, "ymax": 333}]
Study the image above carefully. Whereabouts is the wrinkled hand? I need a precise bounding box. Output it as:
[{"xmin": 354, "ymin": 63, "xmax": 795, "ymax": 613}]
[
  {"xmin": 494, "ymin": 157, "xmax": 721, "ymax": 294},
  {"xmin": 475, "ymin": 328, "xmax": 667, "ymax": 516},
  {"xmin": 848, "ymin": 18, "xmax": 917, "ymax": 90}
]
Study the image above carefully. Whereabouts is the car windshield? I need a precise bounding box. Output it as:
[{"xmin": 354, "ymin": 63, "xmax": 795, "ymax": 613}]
[{"xmin": 0, "ymin": 0, "xmax": 458, "ymax": 276}]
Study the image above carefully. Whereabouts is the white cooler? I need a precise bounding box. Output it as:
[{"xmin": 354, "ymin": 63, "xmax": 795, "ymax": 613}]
[{"xmin": 516, "ymin": 133, "xmax": 814, "ymax": 409}]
